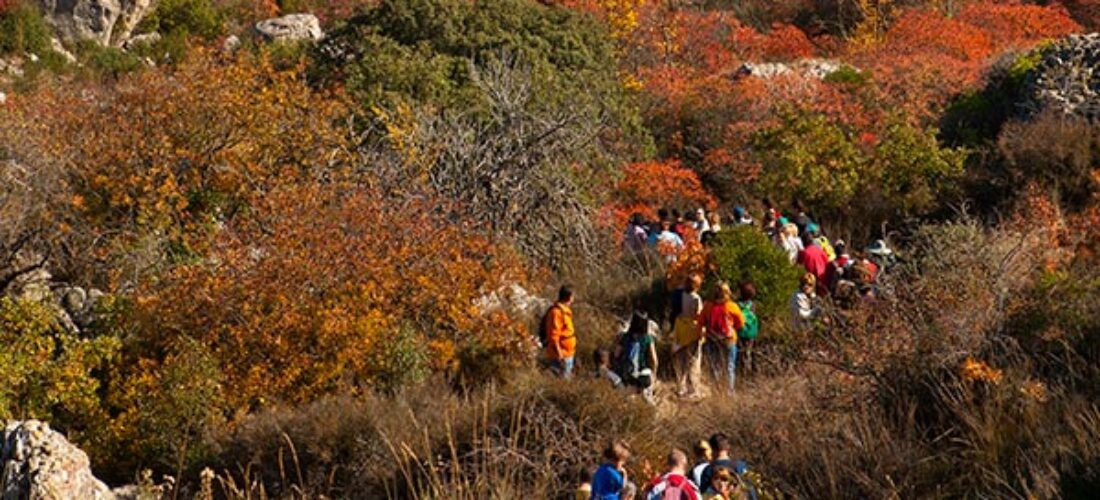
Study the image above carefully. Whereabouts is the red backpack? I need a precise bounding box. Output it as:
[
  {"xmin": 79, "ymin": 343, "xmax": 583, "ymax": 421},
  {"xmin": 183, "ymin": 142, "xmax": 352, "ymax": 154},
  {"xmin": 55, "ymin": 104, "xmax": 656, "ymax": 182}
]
[
  {"xmin": 707, "ymin": 302, "xmax": 733, "ymax": 341},
  {"xmin": 646, "ymin": 472, "xmax": 700, "ymax": 500}
]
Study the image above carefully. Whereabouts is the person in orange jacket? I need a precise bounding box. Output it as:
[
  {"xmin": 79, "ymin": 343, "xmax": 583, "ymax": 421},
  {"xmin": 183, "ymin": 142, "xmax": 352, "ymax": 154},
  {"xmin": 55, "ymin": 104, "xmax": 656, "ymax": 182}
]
[{"xmin": 544, "ymin": 285, "xmax": 577, "ymax": 378}]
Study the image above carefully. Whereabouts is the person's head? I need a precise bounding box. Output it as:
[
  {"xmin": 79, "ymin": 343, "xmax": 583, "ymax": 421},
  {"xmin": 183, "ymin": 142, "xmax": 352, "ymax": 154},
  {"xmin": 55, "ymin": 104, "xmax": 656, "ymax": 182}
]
[
  {"xmin": 708, "ymin": 212, "xmax": 721, "ymax": 226},
  {"xmin": 800, "ymin": 231, "xmax": 816, "ymax": 247},
  {"xmin": 687, "ymin": 274, "xmax": 703, "ymax": 293},
  {"xmin": 733, "ymin": 206, "xmax": 745, "ymax": 220},
  {"xmin": 806, "ymin": 222, "xmax": 821, "ymax": 237},
  {"xmin": 672, "ymin": 209, "xmax": 682, "ymax": 221},
  {"xmin": 658, "ymin": 208, "xmax": 670, "ymax": 222},
  {"xmin": 834, "ymin": 240, "xmax": 847, "ymax": 256},
  {"xmin": 711, "ymin": 467, "xmax": 740, "ymax": 494},
  {"xmin": 558, "ymin": 285, "xmax": 575, "ymax": 305},
  {"xmin": 603, "ymin": 440, "xmax": 632, "ymax": 466},
  {"xmin": 784, "ymin": 223, "xmax": 799, "ymax": 238},
  {"xmin": 791, "ymin": 197, "xmax": 804, "ymax": 212},
  {"xmin": 661, "ymin": 220, "xmax": 673, "ymax": 232},
  {"xmin": 693, "ymin": 440, "xmax": 713, "ymax": 462},
  {"xmin": 708, "ymin": 433, "xmax": 732, "ymax": 458},
  {"xmin": 629, "ymin": 308, "xmax": 650, "ymax": 336},
  {"xmin": 594, "ymin": 348, "xmax": 611, "ymax": 368},
  {"xmin": 714, "ymin": 281, "xmax": 733, "ymax": 303},
  {"xmin": 739, "ymin": 282, "xmax": 756, "ymax": 302},
  {"xmin": 695, "ymin": 208, "xmax": 706, "ymax": 222},
  {"xmin": 578, "ymin": 465, "xmax": 595, "ymax": 486},
  {"xmin": 800, "ymin": 273, "xmax": 816, "ymax": 294},
  {"xmin": 630, "ymin": 212, "xmax": 644, "ymax": 227},
  {"xmin": 621, "ymin": 481, "xmax": 638, "ymax": 500},
  {"xmin": 666, "ymin": 448, "xmax": 689, "ymax": 473},
  {"xmin": 762, "ymin": 197, "xmax": 774, "ymax": 209}
]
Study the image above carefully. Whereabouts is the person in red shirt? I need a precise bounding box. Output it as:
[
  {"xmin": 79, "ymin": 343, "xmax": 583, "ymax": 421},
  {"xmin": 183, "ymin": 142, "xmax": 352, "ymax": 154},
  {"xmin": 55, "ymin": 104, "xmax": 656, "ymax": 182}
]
[
  {"xmin": 796, "ymin": 233, "xmax": 829, "ymax": 295},
  {"xmin": 824, "ymin": 240, "xmax": 851, "ymax": 294}
]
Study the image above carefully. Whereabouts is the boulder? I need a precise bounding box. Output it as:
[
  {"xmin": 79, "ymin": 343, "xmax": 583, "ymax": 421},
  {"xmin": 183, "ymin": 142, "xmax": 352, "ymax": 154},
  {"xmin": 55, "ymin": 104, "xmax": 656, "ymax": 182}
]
[
  {"xmin": 36, "ymin": 0, "xmax": 156, "ymax": 47},
  {"xmin": 254, "ymin": 14, "xmax": 323, "ymax": 42},
  {"xmin": 49, "ymin": 38, "xmax": 77, "ymax": 64},
  {"xmin": 1023, "ymin": 33, "xmax": 1100, "ymax": 120},
  {"xmin": 122, "ymin": 32, "xmax": 161, "ymax": 51},
  {"xmin": 1, "ymin": 420, "xmax": 115, "ymax": 500},
  {"xmin": 737, "ymin": 58, "xmax": 847, "ymax": 81}
]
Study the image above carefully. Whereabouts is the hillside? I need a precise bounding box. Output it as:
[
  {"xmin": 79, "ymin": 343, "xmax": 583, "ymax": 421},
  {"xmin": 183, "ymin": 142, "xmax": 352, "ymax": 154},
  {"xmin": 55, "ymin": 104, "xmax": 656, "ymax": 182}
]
[{"xmin": 1, "ymin": 0, "xmax": 1099, "ymax": 498}]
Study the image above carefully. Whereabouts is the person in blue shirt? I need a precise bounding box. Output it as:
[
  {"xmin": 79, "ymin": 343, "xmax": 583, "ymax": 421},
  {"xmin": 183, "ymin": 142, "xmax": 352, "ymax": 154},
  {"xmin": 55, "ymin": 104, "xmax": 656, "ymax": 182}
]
[{"xmin": 591, "ymin": 440, "xmax": 632, "ymax": 499}]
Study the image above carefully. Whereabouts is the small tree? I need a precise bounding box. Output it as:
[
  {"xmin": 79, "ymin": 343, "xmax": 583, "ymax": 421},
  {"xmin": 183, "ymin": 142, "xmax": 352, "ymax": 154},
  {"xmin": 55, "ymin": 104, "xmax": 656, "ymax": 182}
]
[{"xmin": 709, "ymin": 226, "xmax": 802, "ymax": 319}]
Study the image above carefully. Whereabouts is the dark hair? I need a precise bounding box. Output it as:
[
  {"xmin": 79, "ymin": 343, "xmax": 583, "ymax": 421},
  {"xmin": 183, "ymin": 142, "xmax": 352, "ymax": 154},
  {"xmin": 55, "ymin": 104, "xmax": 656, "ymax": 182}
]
[
  {"xmin": 593, "ymin": 348, "xmax": 611, "ymax": 366},
  {"xmin": 709, "ymin": 433, "xmax": 732, "ymax": 453},
  {"xmin": 834, "ymin": 242, "xmax": 847, "ymax": 255},
  {"xmin": 657, "ymin": 208, "xmax": 670, "ymax": 221},
  {"xmin": 604, "ymin": 440, "xmax": 632, "ymax": 462},
  {"xmin": 579, "ymin": 465, "xmax": 595, "ymax": 483},
  {"xmin": 739, "ymin": 282, "xmax": 756, "ymax": 301},
  {"xmin": 671, "ymin": 209, "xmax": 682, "ymax": 219},
  {"xmin": 762, "ymin": 197, "xmax": 774, "ymax": 209},
  {"xmin": 558, "ymin": 285, "xmax": 574, "ymax": 302},
  {"xmin": 800, "ymin": 232, "xmax": 815, "ymax": 247},
  {"xmin": 628, "ymin": 310, "xmax": 649, "ymax": 337}
]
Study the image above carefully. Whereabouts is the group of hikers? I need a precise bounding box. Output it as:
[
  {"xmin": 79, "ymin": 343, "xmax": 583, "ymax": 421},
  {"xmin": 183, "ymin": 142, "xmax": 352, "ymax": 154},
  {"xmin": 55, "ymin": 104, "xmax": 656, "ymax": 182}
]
[
  {"xmin": 540, "ymin": 199, "xmax": 898, "ymax": 400},
  {"xmin": 576, "ymin": 434, "xmax": 755, "ymax": 500}
]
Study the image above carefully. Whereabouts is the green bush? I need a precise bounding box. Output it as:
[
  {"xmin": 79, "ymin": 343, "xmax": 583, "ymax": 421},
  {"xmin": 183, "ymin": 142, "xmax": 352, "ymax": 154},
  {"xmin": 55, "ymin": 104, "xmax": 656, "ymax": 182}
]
[
  {"xmin": 708, "ymin": 226, "xmax": 803, "ymax": 319},
  {"xmin": 0, "ymin": 2, "xmax": 51, "ymax": 56},
  {"xmin": 138, "ymin": 0, "xmax": 222, "ymax": 40},
  {"xmin": 823, "ymin": 65, "xmax": 870, "ymax": 85},
  {"xmin": 0, "ymin": 297, "xmax": 118, "ymax": 430},
  {"xmin": 80, "ymin": 44, "xmax": 143, "ymax": 78}
]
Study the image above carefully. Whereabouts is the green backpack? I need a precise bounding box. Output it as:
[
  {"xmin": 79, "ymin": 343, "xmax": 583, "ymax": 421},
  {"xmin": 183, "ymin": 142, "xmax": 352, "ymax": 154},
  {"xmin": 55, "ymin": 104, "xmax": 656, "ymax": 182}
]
[{"xmin": 737, "ymin": 300, "xmax": 759, "ymax": 340}]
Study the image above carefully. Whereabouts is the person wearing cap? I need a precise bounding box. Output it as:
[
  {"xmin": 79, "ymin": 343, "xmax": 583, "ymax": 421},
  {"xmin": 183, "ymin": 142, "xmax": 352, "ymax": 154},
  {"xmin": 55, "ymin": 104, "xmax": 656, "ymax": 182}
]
[
  {"xmin": 790, "ymin": 273, "xmax": 822, "ymax": 330},
  {"xmin": 865, "ymin": 239, "xmax": 896, "ymax": 272},
  {"xmin": 732, "ymin": 206, "xmax": 753, "ymax": 226}
]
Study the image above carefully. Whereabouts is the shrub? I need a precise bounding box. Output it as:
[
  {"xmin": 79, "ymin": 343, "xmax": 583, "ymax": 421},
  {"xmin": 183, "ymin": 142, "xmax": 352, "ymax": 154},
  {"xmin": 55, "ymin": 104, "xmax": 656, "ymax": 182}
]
[
  {"xmin": 0, "ymin": 297, "xmax": 118, "ymax": 436},
  {"xmin": 139, "ymin": 0, "xmax": 223, "ymax": 40},
  {"xmin": 0, "ymin": 2, "xmax": 51, "ymax": 56},
  {"xmin": 709, "ymin": 226, "xmax": 802, "ymax": 319},
  {"xmin": 997, "ymin": 111, "xmax": 1100, "ymax": 212}
]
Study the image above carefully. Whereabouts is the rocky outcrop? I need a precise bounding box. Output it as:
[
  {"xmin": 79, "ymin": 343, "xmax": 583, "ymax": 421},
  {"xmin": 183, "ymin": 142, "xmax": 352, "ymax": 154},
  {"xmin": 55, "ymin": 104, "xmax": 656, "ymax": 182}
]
[
  {"xmin": 736, "ymin": 58, "xmax": 845, "ymax": 80},
  {"xmin": 474, "ymin": 284, "xmax": 550, "ymax": 319},
  {"xmin": 254, "ymin": 14, "xmax": 324, "ymax": 42},
  {"xmin": 36, "ymin": 0, "xmax": 156, "ymax": 47},
  {"xmin": 1, "ymin": 421, "xmax": 114, "ymax": 500},
  {"xmin": 1024, "ymin": 33, "xmax": 1100, "ymax": 120}
]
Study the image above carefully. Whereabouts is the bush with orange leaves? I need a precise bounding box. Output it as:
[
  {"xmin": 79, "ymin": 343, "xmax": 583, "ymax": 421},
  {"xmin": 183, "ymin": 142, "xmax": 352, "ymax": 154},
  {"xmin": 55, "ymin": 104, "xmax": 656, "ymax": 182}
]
[
  {"xmin": 116, "ymin": 183, "xmax": 531, "ymax": 411},
  {"xmin": 611, "ymin": 159, "xmax": 717, "ymax": 227},
  {"xmin": 0, "ymin": 49, "xmax": 354, "ymax": 287}
]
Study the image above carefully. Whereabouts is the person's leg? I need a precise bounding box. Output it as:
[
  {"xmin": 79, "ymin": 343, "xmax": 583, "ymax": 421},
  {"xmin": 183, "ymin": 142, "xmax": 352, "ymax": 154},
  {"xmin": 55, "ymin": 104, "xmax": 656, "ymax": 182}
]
[
  {"xmin": 726, "ymin": 342, "xmax": 738, "ymax": 394},
  {"xmin": 675, "ymin": 347, "xmax": 689, "ymax": 396},
  {"xmin": 562, "ymin": 356, "xmax": 575, "ymax": 379},
  {"xmin": 688, "ymin": 342, "xmax": 703, "ymax": 396},
  {"xmin": 742, "ymin": 339, "xmax": 754, "ymax": 375}
]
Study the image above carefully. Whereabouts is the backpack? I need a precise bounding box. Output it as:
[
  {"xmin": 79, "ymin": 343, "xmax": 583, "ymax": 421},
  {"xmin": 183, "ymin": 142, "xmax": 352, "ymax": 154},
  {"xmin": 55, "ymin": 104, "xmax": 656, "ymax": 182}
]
[
  {"xmin": 647, "ymin": 473, "xmax": 699, "ymax": 500},
  {"xmin": 707, "ymin": 302, "xmax": 733, "ymax": 340},
  {"xmin": 536, "ymin": 304, "xmax": 560, "ymax": 347},
  {"xmin": 737, "ymin": 300, "xmax": 759, "ymax": 340}
]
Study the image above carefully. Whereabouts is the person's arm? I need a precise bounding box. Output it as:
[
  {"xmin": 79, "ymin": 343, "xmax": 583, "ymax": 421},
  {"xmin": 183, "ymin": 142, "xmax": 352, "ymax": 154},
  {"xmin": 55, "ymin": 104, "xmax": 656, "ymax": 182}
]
[
  {"xmin": 547, "ymin": 308, "xmax": 563, "ymax": 358},
  {"xmin": 730, "ymin": 303, "xmax": 745, "ymax": 332}
]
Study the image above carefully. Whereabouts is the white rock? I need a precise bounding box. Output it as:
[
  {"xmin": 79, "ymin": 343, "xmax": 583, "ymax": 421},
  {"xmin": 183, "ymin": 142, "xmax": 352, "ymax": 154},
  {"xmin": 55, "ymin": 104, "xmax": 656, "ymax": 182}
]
[
  {"xmin": 254, "ymin": 14, "xmax": 324, "ymax": 42},
  {"xmin": 2, "ymin": 420, "xmax": 115, "ymax": 499},
  {"xmin": 50, "ymin": 37, "xmax": 77, "ymax": 64},
  {"xmin": 37, "ymin": 0, "xmax": 155, "ymax": 47},
  {"xmin": 222, "ymin": 34, "xmax": 241, "ymax": 52}
]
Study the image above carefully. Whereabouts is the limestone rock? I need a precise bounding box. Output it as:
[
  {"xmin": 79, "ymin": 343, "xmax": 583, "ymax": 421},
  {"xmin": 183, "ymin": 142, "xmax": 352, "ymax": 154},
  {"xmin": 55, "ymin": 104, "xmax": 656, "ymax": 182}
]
[
  {"xmin": 254, "ymin": 14, "xmax": 323, "ymax": 42},
  {"xmin": 50, "ymin": 38, "xmax": 77, "ymax": 64},
  {"xmin": 37, "ymin": 0, "xmax": 156, "ymax": 47},
  {"xmin": 1, "ymin": 420, "xmax": 115, "ymax": 500},
  {"xmin": 474, "ymin": 284, "xmax": 551, "ymax": 319},
  {"xmin": 737, "ymin": 58, "xmax": 846, "ymax": 81},
  {"xmin": 122, "ymin": 32, "xmax": 161, "ymax": 51},
  {"xmin": 222, "ymin": 34, "xmax": 241, "ymax": 52},
  {"xmin": 1023, "ymin": 33, "xmax": 1100, "ymax": 120}
]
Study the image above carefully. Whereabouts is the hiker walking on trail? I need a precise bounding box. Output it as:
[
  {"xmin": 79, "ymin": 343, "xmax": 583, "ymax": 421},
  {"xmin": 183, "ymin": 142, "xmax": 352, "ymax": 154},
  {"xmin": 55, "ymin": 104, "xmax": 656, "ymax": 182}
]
[
  {"xmin": 790, "ymin": 274, "xmax": 822, "ymax": 331},
  {"xmin": 704, "ymin": 282, "xmax": 744, "ymax": 394},
  {"xmin": 735, "ymin": 283, "xmax": 760, "ymax": 376},
  {"xmin": 698, "ymin": 434, "xmax": 746, "ymax": 494},
  {"xmin": 796, "ymin": 233, "xmax": 829, "ymax": 295},
  {"xmin": 691, "ymin": 441, "xmax": 713, "ymax": 486},
  {"xmin": 824, "ymin": 240, "xmax": 851, "ymax": 294},
  {"xmin": 543, "ymin": 286, "xmax": 577, "ymax": 378},
  {"xmin": 644, "ymin": 449, "xmax": 701, "ymax": 500},
  {"xmin": 592, "ymin": 440, "xmax": 633, "ymax": 500},
  {"xmin": 624, "ymin": 213, "xmax": 650, "ymax": 253},
  {"xmin": 615, "ymin": 309, "xmax": 659, "ymax": 401},
  {"xmin": 673, "ymin": 275, "xmax": 706, "ymax": 399},
  {"xmin": 702, "ymin": 467, "xmax": 749, "ymax": 500},
  {"xmin": 779, "ymin": 223, "xmax": 803, "ymax": 264}
]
